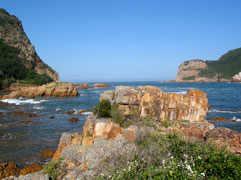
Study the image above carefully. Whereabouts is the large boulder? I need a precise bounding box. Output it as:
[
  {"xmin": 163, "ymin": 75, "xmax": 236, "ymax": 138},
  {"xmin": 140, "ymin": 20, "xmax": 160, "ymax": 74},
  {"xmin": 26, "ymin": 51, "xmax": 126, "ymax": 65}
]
[
  {"xmin": 101, "ymin": 86, "xmax": 209, "ymax": 123},
  {"xmin": 0, "ymin": 82, "xmax": 78, "ymax": 99}
]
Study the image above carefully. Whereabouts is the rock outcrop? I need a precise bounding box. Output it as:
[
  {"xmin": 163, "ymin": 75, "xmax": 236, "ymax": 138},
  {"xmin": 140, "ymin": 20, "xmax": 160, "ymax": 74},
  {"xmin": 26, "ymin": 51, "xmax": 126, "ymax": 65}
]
[
  {"xmin": 0, "ymin": 162, "xmax": 20, "ymax": 179},
  {"xmin": 101, "ymin": 86, "xmax": 209, "ymax": 123},
  {"xmin": 175, "ymin": 60, "xmax": 209, "ymax": 81},
  {"xmin": 206, "ymin": 127, "xmax": 241, "ymax": 155},
  {"xmin": 0, "ymin": 9, "xmax": 59, "ymax": 81},
  {"xmin": 76, "ymin": 83, "xmax": 89, "ymax": 89},
  {"xmin": 0, "ymin": 82, "xmax": 78, "ymax": 99},
  {"xmin": 93, "ymin": 83, "xmax": 111, "ymax": 88},
  {"xmin": 232, "ymin": 72, "xmax": 241, "ymax": 82}
]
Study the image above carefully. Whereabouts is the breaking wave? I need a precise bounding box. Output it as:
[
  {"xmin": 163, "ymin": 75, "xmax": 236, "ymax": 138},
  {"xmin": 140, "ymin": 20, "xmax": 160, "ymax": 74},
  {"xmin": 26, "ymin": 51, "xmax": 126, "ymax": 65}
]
[
  {"xmin": 209, "ymin": 109, "xmax": 241, "ymax": 114},
  {"xmin": 0, "ymin": 98, "xmax": 50, "ymax": 105}
]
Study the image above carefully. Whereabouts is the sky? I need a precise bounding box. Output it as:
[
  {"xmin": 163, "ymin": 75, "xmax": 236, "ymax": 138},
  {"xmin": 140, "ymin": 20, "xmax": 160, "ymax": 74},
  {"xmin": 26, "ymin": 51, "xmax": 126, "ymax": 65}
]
[{"xmin": 1, "ymin": 0, "xmax": 241, "ymax": 82}]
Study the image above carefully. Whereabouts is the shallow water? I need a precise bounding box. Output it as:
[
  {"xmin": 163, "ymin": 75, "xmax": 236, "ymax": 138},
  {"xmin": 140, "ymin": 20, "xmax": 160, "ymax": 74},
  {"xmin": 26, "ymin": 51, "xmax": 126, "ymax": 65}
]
[{"xmin": 0, "ymin": 81, "xmax": 241, "ymax": 167}]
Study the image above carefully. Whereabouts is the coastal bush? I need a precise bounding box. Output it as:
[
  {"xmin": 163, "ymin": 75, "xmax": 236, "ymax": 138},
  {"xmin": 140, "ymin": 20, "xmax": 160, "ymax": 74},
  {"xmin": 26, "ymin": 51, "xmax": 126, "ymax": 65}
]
[
  {"xmin": 110, "ymin": 104, "xmax": 125, "ymax": 126},
  {"xmin": 93, "ymin": 99, "xmax": 111, "ymax": 117},
  {"xmin": 95, "ymin": 133, "xmax": 241, "ymax": 180},
  {"xmin": 198, "ymin": 47, "xmax": 241, "ymax": 79},
  {"xmin": 43, "ymin": 158, "xmax": 63, "ymax": 180},
  {"xmin": 0, "ymin": 39, "xmax": 53, "ymax": 89}
]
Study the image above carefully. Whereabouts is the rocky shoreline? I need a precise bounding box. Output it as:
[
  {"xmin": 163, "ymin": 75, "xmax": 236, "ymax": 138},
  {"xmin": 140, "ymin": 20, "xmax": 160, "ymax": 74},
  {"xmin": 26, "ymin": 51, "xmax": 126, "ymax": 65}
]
[{"xmin": 1, "ymin": 85, "xmax": 241, "ymax": 179}]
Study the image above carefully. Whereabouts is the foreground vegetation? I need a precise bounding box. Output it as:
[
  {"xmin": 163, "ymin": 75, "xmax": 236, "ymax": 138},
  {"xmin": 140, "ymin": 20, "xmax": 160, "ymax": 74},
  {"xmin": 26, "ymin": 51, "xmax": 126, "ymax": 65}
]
[
  {"xmin": 92, "ymin": 100, "xmax": 241, "ymax": 179},
  {"xmin": 0, "ymin": 39, "xmax": 53, "ymax": 89},
  {"xmin": 95, "ymin": 133, "xmax": 241, "ymax": 180}
]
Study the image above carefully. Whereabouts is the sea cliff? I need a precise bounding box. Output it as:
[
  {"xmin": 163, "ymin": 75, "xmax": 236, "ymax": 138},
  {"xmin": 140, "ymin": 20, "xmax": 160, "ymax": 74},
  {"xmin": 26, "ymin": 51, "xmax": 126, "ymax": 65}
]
[
  {"xmin": 0, "ymin": 9, "xmax": 59, "ymax": 82},
  {"xmin": 174, "ymin": 47, "xmax": 241, "ymax": 82}
]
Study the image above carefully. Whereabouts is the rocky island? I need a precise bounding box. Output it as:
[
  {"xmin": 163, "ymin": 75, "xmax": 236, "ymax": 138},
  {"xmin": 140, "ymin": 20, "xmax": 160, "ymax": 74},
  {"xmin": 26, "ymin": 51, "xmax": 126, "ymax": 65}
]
[{"xmin": 174, "ymin": 47, "xmax": 241, "ymax": 82}]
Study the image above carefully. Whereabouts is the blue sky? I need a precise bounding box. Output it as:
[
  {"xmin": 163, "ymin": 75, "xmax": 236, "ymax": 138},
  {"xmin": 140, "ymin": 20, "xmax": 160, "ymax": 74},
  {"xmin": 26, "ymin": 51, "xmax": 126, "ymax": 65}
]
[{"xmin": 1, "ymin": 0, "xmax": 241, "ymax": 82}]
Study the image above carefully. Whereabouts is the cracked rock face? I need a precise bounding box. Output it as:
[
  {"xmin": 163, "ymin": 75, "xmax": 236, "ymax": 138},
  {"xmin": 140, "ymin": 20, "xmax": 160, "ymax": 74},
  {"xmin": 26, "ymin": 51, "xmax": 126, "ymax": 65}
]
[
  {"xmin": 175, "ymin": 60, "xmax": 208, "ymax": 81},
  {"xmin": 101, "ymin": 86, "xmax": 209, "ymax": 123},
  {"xmin": 0, "ymin": 9, "xmax": 59, "ymax": 81}
]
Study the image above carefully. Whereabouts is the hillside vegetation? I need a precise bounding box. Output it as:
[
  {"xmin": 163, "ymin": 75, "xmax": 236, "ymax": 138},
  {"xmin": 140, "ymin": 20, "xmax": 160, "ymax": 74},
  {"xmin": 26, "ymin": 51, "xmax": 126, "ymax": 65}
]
[
  {"xmin": 198, "ymin": 48, "xmax": 241, "ymax": 79},
  {"xmin": 0, "ymin": 39, "xmax": 53, "ymax": 90}
]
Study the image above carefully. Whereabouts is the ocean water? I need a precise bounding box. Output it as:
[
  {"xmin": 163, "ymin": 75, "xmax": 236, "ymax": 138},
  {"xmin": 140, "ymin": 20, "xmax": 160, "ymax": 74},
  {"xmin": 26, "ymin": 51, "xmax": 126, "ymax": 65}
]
[{"xmin": 0, "ymin": 81, "xmax": 241, "ymax": 167}]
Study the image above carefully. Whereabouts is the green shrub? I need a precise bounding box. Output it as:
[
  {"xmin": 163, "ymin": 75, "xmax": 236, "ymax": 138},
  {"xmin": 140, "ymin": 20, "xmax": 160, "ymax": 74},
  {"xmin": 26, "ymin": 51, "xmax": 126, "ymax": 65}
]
[
  {"xmin": 0, "ymin": 39, "xmax": 53, "ymax": 89},
  {"xmin": 110, "ymin": 104, "xmax": 125, "ymax": 125},
  {"xmin": 93, "ymin": 99, "xmax": 111, "ymax": 118},
  {"xmin": 43, "ymin": 158, "xmax": 63, "ymax": 180},
  {"xmin": 161, "ymin": 118, "xmax": 171, "ymax": 128},
  {"xmin": 95, "ymin": 133, "xmax": 241, "ymax": 180}
]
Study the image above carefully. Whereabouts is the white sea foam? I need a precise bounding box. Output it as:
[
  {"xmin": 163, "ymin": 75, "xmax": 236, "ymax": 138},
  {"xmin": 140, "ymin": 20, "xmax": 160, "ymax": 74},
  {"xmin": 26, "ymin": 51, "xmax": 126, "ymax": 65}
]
[
  {"xmin": 33, "ymin": 106, "xmax": 44, "ymax": 110},
  {"xmin": 174, "ymin": 91, "xmax": 187, "ymax": 95},
  {"xmin": 209, "ymin": 109, "xmax": 241, "ymax": 114},
  {"xmin": 79, "ymin": 94, "xmax": 86, "ymax": 97},
  {"xmin": 56, "ymin": 107, "xmax": 61, "ymax": 111},
  {"xmin": 0, "ymin": 98, "xmax": 50, "ymax": 105},
  {"xmin": 232, "ymin": 116, "xmax": 241, "ymax": 122},
  {"xmin": 82, "ymin": 112, "xmax": 93, "ymax": 115},
  {"xmin": 73, "ymin": 109, "xmax": 78, "ymax": 114}
]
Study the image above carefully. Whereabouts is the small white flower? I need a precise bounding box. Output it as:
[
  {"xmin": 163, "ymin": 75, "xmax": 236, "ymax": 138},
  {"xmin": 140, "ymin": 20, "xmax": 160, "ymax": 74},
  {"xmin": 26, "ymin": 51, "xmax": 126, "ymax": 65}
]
[
  {"xmin": 162, "ymin": 159, "xmax": 165, "ymax": 164},
  {"xmin": 108, "ymin": 175, "xmax": 111, "ymax": 178},
  {"xmin": 101, "ymin": 173, "xmax": 104, "ymax": 176},
  {"xmin": 198, "ymin": 156, "xmax": 201, "ymax": 159},
  {"xmin": 201, "ymin": 172, "xmax": 205, "ymax": 176}
]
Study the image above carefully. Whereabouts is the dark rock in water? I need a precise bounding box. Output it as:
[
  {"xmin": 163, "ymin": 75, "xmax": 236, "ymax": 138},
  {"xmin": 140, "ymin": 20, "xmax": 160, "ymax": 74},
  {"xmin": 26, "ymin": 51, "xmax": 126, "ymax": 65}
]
[
  {"xmin": 19, "ymin": 163, "xmax": 43, "ymax": 176},
  {"xmin": 0, "ymin": 162, "xmax": 20, "ymax": 179},
  {"xmin": 16, "ymin": 120, "xmax": 35, "ymax": 125},
  {"xmin": 78, "ymin": 110, "xmax": 88, "ymax": 115},
  {"xmin": 64, "ymin": 110, "xmax": 75, "ymax": 115},
  {"xmin": 206, "ymin": 127, "xmax": 241, "ymax": 155},
  {"xmin": 9, "ymin": 111, "xmax": 37, "ymax": 118},
  {"xmin": 68, "ymin": 117, "xmax": 79, "ymax": 122},
  {"xmin": 39, "ymin": 149, "xmax": 56, "ymax": 160},
  {"xmin": 209, "ymin": 117, "xmax": 228, "ymax": 121},
  {"xmin": 49, "ymin": 116, "xmax": 55, "ymax": 119}
]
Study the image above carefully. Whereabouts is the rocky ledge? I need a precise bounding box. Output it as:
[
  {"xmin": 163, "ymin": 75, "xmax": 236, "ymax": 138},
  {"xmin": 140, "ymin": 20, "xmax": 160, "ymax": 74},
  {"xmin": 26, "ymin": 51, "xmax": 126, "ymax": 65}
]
[{"xmin": 0, "ymin": 82, "xmax": 78, "ymax": 99}]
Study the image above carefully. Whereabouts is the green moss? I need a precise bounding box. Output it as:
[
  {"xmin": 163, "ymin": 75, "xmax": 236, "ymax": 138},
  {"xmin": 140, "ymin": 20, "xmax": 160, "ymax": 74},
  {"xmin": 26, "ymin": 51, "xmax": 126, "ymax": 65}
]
[{"xmin": 43, "ymin": 158, "xmax": 63, "ymax": 180}]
